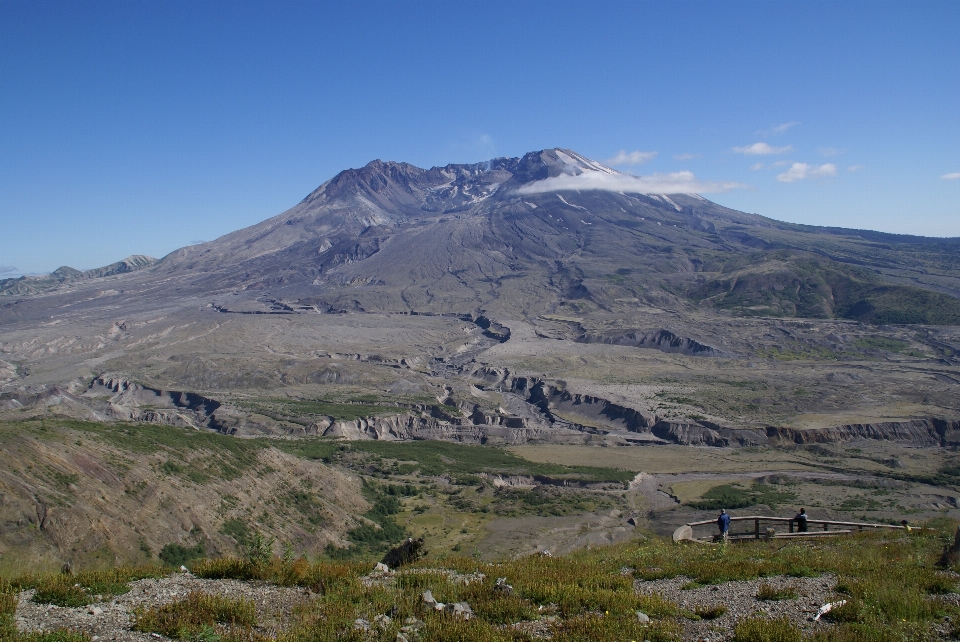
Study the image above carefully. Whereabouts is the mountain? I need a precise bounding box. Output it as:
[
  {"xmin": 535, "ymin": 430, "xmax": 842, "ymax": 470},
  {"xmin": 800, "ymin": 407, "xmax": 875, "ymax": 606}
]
[
  {"xmin": 3, "ymin": 149, "xmax": 960, "ymax": 565},
  {"xmin": 5, "ymin": 148, "xmax": 960, "ymax": 323},
  {"xmin": 0, "ymin": 255, "xmax": 156, "ymax": 297},
  {"xmin": 127, "ymin": 148, "xmax": 958, "ymax": 324}
]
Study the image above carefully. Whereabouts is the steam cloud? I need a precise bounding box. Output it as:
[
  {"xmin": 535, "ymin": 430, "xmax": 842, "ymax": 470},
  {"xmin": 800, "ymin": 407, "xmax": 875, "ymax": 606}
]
[{"xmin": 514, "ymin": 171, "xmax": 746, "ymax": 195}]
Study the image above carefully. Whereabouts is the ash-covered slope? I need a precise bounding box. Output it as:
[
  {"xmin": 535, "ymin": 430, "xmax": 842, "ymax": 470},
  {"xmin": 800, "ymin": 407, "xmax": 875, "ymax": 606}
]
[
  {"xmin": 6, "ymin": 148, "xmax": 960, "ymax": 324},
  {"xmin": 148, "ymin": 148, "xmax": 960, "ymax": 322}
]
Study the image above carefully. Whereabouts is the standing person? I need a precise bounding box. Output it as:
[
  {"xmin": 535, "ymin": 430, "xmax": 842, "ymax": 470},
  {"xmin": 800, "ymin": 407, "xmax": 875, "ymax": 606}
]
[
  {"xmin": 793, "ymin": 508, "xmax": 808, "ymax": 532},
  {"xmin": 717, "ymin": 509, "xmax": 731, "ymax": 539}
]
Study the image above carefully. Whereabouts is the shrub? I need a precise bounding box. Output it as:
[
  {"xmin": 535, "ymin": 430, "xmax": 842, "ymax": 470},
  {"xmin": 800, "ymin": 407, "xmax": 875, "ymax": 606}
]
[
  {"xmin": 159, "ymin": 543, "xmax": 206, "ymax": 568},
  {"xmin": 32, "ymin": 579, "xmax": 89, "ymax": 608},
  {"xmin": 694, "ymin": 604, "xmax": 727, "ymax": 619},
  {"xmin": 133, "ymin": 591, "xmax": 256, "ymax": 639},
  {"xmin": 552, "ymin": 612, "xmax": 681, "ymax": 642},
  {"xmin": 733, "ymin": 616, "xmax": 802, "ymax": 642},
  {"xmin": 28, "ymin": 566, "xmax": 168, "ymax": 607},
  {"xmin": 191, "ymin": 558, "xmax": 253, "ymax": 581},
  {"xmin": 922, "ymin": 572, "xmax": 957, "ymax": 595},
  {"xmin": 756, "ymin": 582, "xmax": 797, "ymax": 601}
]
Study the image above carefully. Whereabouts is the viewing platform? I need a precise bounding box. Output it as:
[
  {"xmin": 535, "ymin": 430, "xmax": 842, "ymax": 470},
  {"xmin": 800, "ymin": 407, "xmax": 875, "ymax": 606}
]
[{"xmin": 673, "ymin": 515, "xmax": 909, "ymax": 543}]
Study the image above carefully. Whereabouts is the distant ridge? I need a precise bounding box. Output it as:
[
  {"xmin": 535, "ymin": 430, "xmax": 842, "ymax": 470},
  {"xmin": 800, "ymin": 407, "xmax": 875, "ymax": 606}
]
[{"xmin": 0, "ymin": 255, "xmax": 157, "ymax": 296}]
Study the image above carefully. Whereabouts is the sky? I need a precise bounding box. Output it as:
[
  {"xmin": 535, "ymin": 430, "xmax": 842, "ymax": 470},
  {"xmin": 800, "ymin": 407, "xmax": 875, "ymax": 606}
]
[{"xmin": 1, "ymin": 1, "xmax": 958, "ymax": 277}]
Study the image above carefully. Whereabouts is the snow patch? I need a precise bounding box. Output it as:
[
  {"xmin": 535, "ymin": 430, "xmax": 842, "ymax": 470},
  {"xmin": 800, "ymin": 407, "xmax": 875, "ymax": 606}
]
[{"xmin": 556, "ymin": 194, "xmax": 586, "ymax": 210}]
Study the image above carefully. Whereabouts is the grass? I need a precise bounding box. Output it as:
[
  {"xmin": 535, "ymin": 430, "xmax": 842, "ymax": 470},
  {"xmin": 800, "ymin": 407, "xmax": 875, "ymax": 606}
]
[
  {"xmin": 133, "ymin": 591, "xmax": 256, "ymax": 639},
  {"xmin": 276, "ymin": 438, "xmax": 634, "ymax": 485},
  {"xmin": 733, "ymin": 616, "xmax": 803, "ymax": 642},
  {"xmin": 688, "ymin": 481, "xmax": 797, "ymax": 511},
  {"xmin": 14, "ymin": 566, "xmax": 167, "ymax": 607},
  {"xmin": 757, "ymin": 582, "xmax": 798, "ymax": 601},
  {"xmin": 7, "ymin": 526, "xmax": 960, "ymax": 641},
  {"xmin": 159, "ymin": 542, "xmax": 207, "ymax": 568}
]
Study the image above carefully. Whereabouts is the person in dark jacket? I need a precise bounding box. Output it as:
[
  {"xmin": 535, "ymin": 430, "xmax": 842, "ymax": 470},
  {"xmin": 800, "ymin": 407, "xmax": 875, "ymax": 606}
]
[
  {"xmin": 793, "ymin": 508, "xmax": 808, "ymax": 532},
  {"xmin": 717, "ymin": 509, "xmax": 731, "ymax": 538}
]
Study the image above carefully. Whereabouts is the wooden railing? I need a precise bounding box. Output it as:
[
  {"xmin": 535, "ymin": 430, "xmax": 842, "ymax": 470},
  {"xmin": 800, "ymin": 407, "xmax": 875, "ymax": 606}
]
[{"xmin": 673, "ymin": 515, "xmax": 907, "ymax": 542}]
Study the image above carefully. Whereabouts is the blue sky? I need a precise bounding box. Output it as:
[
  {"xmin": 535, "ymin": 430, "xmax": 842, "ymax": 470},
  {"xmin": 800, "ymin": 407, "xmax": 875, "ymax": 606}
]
[{"xmin": 1, "ymin": 1, "xmax": 958, "ymax": 276}]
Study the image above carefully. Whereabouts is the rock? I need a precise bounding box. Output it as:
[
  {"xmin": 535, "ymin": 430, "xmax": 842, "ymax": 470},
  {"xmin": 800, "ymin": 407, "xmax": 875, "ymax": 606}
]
[
  {"xmin": 400, "ymin": 616, "xmax": 425, "ymax": 640},
  {"xmin": 354, "ymin": 618, "xmax": 371, "ymax": 631},
  {"xmin": 374, "ymin": 614, "xmax": 392, "ymax": 628},
  {"xmin": 627, "ymin": 517, "xmax": 637, "ymax": 526},
  {"xmin": 382, "ymin": 537, "xmax": 427, "ymax": 569},
  {"xmin": 87, "ymin": 606, "xmax": 103, "ymax": 616},
  {"xmin": 494, "ymin": 577, "xmax": 513, "ymax": 596},
  {"xmin": 636, "ymin": 611, "xmax": 650, "ymax": 624},
  {"xmin": 180, "ymin": 565, "xmax": 188, "ymax": 572},
  {"xmin": 444, "ymin": 601, "xmax": 474, "ymax": 619},
  {"xmin": 422, "ymin": 590, "xmax": 444, "ymax": 610},
  {"xmin": 373, "ymin": 562, "xmax": 391, "ymax": 573}
]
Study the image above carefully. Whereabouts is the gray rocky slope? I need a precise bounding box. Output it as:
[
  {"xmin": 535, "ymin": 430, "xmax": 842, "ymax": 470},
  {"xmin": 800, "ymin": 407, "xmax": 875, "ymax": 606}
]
[{"xmin": 1, "ymin": 149, "xmax": 959, "ymax": 448}]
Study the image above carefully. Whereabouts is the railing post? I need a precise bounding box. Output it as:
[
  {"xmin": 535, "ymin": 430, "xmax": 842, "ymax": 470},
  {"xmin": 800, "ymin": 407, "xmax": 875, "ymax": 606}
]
[
  {"xmin": 789, "ymin": 520, "xmax": 794, "ymax": 533},
  {"xmin": 824, "ymin": 522, "xmax": 828, "ymax": 531},
  {"xmin": 755, "ymin": 519, "xmax": 760, "ymax": 539}
]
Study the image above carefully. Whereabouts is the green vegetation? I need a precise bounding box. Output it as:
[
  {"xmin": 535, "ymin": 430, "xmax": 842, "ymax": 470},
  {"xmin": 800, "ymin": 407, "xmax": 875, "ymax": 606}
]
[
  {"xmin": 8, "ymin": 527, "xmax": 960, "ymax": 641},
  {"xmin": 757, "ymin": 582, "xmax": 798, "ymax": 601},
  {"xmin": 688, "ymin": 481, "xmax": 797, "ymax": 511},
  {"xmin": 159, "ymin": 542, "xmax": 207, "ymax": 568},
  {"xmin": 733, "ymin": 616, "xmax": 802, "ymax": 642},
  {"xmin": 243, "ymin": 398, "xmax": 393, "ymax": 422},
  {"xmin": 276, "ymin": 438, "xmax": 634, "ymax": 485},
  {"xmin": 487, "ymin": 487, "xmax": 615, "ymax": 518},
  {"xmin": 239, "ymin": 391, "xmax": 438, "ymax": 424},
  {"xmin": 11, "ymin": 567, "xmax": 166, "ymax": 607},
  {"xmin": 133, "ymin": 591, "xmax": 256, "ymax": 639},
  {"xmin": 853, "ymin": 336, "xmax": 910, "ymax": 353},
  {"xmin": 327, "ymin": 481, "xmax": 412, "ymax": 559},
  {"xmin": 220, "ymin": 518, "xmax": 252, "ymax": 545},
  {"xmin": 687, "ymin": 253, "xmax": 960, "ymax": 325}
]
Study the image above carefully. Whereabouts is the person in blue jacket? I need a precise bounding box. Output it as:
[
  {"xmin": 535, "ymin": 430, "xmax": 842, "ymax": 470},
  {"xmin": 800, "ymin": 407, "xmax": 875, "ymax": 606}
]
[
  {"xmin": 717, "ymin": 509, "xmax": 731, "ymax": 538},
  {"xmin": 793, "ymin": 508, "xmax": 808, "ymax": 532}
]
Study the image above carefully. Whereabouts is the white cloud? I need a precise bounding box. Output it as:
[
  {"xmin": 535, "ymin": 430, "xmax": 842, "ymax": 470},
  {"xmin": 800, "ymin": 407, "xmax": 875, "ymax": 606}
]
[
  {"xmin": 514, "ymin": 170, "xmax": 747, "ymax": 195},
  {"xmin": 734, "ymin": 142, "xmax": 793, "ymax": 155},
  {"xmin": 757, "ymin": 121, "xmax": 801, "ymax": 136},
  {"xmin": 772, "ymin": 121, "xmax": 800, "ymax": 134},
  {"xmin": 674, "ymin": 153, "xmax": 699, "ymax": 161},
  {"xmin": 750, "ymin": 163, "xmax": 765, "ymax": 171},
  {"xmin": 776, "ymin": 163, "xmax": 838, "ymax": 183},
  {"xmin": 606, "ymin": 150, "xmax": 658, "ymax": 166},
  {"xmin": 819, "ymin": 147, "xmax": 843, "ymax": 157},
  {"xmin": 771, "ymin": 160, "xmax": 791, "ymax": 167},
  {"xmin": 847, "ymin": 165, "xmax": 864, "ymax": 172},
  {"xmin": 942, "ymin": 172, "xmax": 960, "ymax": 180}
]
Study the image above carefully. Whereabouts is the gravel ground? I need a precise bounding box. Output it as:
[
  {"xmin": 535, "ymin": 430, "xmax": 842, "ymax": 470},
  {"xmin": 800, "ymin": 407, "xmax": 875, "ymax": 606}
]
[
  {"xmin": 14, "ymin": 573, "xmax": 313, "ymax": 642},
  {"xmin": 635, "ymin": 574, "xmax": 839, "ymax": 642},
  {"xmin": 13, "ymin": 570, "xmax": 959, "ymax": 641}
]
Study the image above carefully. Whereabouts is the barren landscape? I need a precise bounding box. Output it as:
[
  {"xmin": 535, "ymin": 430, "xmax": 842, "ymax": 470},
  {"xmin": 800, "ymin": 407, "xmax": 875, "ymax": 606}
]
[{"xmin": 1, "ymin": 149, "xmax": 959, "ymax": 576}]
